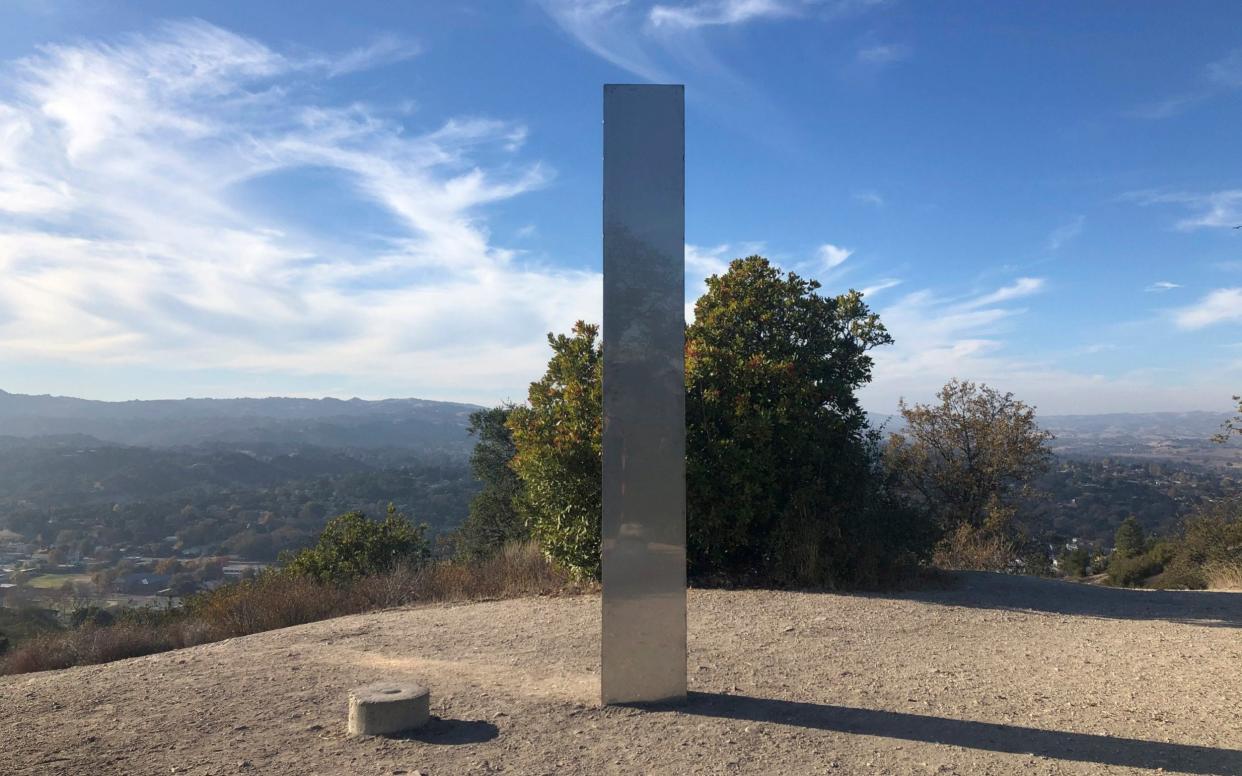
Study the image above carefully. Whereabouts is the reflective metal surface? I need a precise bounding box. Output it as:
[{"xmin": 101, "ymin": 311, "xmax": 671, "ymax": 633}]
[{"xmin": 600, "ymin": 84, "xmax": 687, "ymax": 706}]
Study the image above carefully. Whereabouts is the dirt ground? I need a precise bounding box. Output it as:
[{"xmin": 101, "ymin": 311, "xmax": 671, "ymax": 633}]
[{"xmin": 3, "ymin": 571, "xmax": 1242, "ymax": 776}]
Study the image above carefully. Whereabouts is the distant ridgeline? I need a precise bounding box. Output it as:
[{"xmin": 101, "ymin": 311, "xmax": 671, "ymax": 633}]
[
  {"xmin": 0, "ymin": 391, "xmax": 1235, "ymax": 565},
  {"xmin": 0, "ymin": 389, "xmax": 481, "ymax": 452},
  {"xmin": 872, "ymin": 410, "xmax": 1236, "ymax": 464},
  {"xmin": 0, "ymin": 390, "xmax": 484, "ymax": 562}
]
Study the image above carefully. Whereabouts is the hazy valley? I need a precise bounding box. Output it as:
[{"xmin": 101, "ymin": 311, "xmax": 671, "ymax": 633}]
[{"xmin": 0, "ymin": 390, "xmax": 1237, "ymax": 617}]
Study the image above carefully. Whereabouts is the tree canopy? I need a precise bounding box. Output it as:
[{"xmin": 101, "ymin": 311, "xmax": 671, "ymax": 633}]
[
  {"xmin": 685, "ymin": 256, "xmax": 921, "ymax": 585},
  {"xmin": 281, "ymin": 505, "xmax": 428, "ymax": 584},
  {"xmin": 1113, "ymin": 516, "xmax": 1147, "ymax": 559},
  {"xmin": 506, "ymin": 256, "xmax": 934, "ymax": 586},
  {"xmin": 456, "ymin": 405, "xmax": 528, "ymax": 560},
  {"xmin": 506, "ymin": 322, "xmax": 603, "ymax": 577},
  {"xmin": 887, "ymin": 379, "xmax": 1053, "ymax": 569}
]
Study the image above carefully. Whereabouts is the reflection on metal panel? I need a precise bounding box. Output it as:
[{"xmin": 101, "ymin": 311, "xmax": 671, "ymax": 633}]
[{"xmin": 601, "ymin": 84, "xmax": 687, "ymax": 706}]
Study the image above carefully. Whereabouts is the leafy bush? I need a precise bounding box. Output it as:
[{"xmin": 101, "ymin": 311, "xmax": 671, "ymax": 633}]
[
  {"xmin": 686, "ymin": 257, "xmax": 925, "ymax": 587},
  {"xmin": 507, "ymin": 257, "xmax": 936, "ymax": 587},
  {"xmin": 1058, "ymin": 545, "xmax": 1092, "ymax": 578},
  {"xmin": 281, "ymin": 505, "xmax": 429, "ymax": 584},
  {"xmin": 456, "ymin": 406, "xmax": 528, "ymax": 561},
  {"xmin": 1151, "ymin": 498, "xmax": 1242, "ymax": 589},
  {"xmin": 507, "ymin": 322, "xmax": 603, "ymax": 577},
  {"xmin": 1106, "ymin": 542, "xmax": 1174, "ymax": 588}
]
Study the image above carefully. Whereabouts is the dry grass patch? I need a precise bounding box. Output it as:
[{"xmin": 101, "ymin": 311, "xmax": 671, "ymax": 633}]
[
  {"xmin": 1206, "ymin": 561, "xmax": 1242, "ymax": 591},
  {"xmin": 0, "ymin": 543, "xmax": 584, "ymax": 676}
]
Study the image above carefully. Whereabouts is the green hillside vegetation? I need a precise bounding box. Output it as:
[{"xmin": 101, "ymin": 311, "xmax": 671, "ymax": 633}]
[
  {"xmin": 0, "ymin": 443, "xmax": 476, "ymax": 562},
  {"xmin": 1023, "ymin": 458, "xmax": 1236, "ymax": 548},
  {"xmin": 1103, "ymin": 499, "xmax": 1242, "ymax": 589}
]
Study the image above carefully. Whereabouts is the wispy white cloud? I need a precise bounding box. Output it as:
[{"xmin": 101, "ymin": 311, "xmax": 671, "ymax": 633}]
[
  {"xmin": 818, "ymin": 242, "xmax": 853, "ymax": 269},
  {"xmin": 0, "ymin": 20, "xmax": 600, "ymax": 403},
  {"xmin": 865, "ymin": 278, "xmax": 1044, "ymax": 405},
  {"xmin": 539, "ymin": 0, "xmax": 670, "ymax": 81},
  {"xmin": 961, "ymin": 277, "xmax": 1045, "ymax": 308},
  {"xmin": 541, "ymin": 0, "xmax": 888, "ymax": 81},
  {"xmin": 1146, "ymin": 280, "xmax": 1182, "ymax": 292},
  {"xmin": 852, "ymin": 189, "xmax": 884, "ymax": 207},
  {"xmin": 858, "ymin": 277, "xmax": 901, "ymax": 298},
  {"xmin": 648, "ymin": 0, "xmax": 797, "ymax": 29},
  {"xmin": 1207, "ymin": 49, "xmax": 1242, "ymax": 88},
  {"xmin": 1046, "ymin": 215, "xmax": 1084, "ymax": 251},
  {"xmin": 859, "ymin": 276, "xmax": 1237, "ymax": 414},
  {"xmin": 1128, "ymin": 189, "xmax": 1242, "ymax": 230},
  {"xmin": 1126, "ymin": 92, "xmax": 1207, "ymax": 120},
  {"xmin": 316, "ymin": 35, "xmax": 421, "ymax": 77},
  {"xmin": 856, "ymin": 42, "xmax": 910, "ymax": 66},
  {"xmin": 1174, "ymin": 288, "xmax": 1242, "ymax": 330},
  {"xmin": 1130, "ymin": 48, "xmax": 1242, "ymax": 120}
]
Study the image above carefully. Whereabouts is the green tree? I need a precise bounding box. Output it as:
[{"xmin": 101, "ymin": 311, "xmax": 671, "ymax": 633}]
[
  {"xmin": 506, "ymin": 258, "xmax": 935, "ymax": 586},
  {"xmin": 1112, "ymin": 516, "xmax": 1146, "ymax": 558},
  {"xmin": 281, "ymin": 506, "xmax": 428, "ymax": 584},
  {"xmin": 886, "ymin": 380, "xmax": 1053, "ymax": 569},
  {"xmin": 1058, "ymin": 545, "xmax": 1092, "ymax": 578},
  {"xmin": 507, "ymin": 322, "xmax": 603, "ymax": 577},
  {"xmin": 686, "ymin": 256, "xmax": 923, "ymax": 586},
  {"xmin": 456, "ymin": 405, "xmax": 528, "ymax": 560}
]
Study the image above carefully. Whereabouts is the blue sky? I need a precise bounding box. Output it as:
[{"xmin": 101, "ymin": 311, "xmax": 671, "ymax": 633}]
[{"xmin": 0, "ymin": 0, "xmax": 1240, "ymax": 414}]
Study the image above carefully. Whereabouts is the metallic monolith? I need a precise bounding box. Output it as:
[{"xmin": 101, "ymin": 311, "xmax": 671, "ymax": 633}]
[{"xmin": 600, "ymin": 83, "xmax": 687, "ymax": 706}]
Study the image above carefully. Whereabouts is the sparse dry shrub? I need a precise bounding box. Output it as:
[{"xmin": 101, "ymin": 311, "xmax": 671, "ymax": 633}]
[
  {"xmin": 77, "ymin": 622, "xmax": 183, "ymax": 663},
  {"xmin": 354, "ymin": 541, "xmax": 582, "ymax": 606},
  {"xmin": 933, "ymin": 523, "xmax": 1016, "ymax": 572},
  {"xmin": 1205, "ymin": 561, "xmax": 1242, "ymax": 591},
  {"xmin": 1, "ymin": 634, "xmax": 76, "ymax": 674},
  {"xmin": 460, "ymin": 541, "xmax": 580, "ymax": 599},
  {"xmin": 0, "ymin": 542, "xmax": 580, "ymax": 676},
  {"xmin": 0, "ymin": 622, "xmax": 186, "ymax": 674},
  {"xmin": 186, "ymin": 573, "xmax": 360, "ymax": 639}
]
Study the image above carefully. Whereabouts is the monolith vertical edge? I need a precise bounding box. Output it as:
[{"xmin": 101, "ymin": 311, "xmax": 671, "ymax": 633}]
[{"xmin": 601, "ymin": 84, "xmax": 687, "ymax": 705}]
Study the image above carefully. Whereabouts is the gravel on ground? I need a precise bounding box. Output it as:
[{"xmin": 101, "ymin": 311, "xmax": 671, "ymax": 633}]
[{"xmin": 3, "ymin": 571, "xmax": 1241, "ymax": 776}]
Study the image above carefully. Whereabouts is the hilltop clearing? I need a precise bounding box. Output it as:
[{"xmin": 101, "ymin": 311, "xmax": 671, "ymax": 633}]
[{"xmin": 3, "ymin": 572, "xmax": 1241, "ymax": 775}]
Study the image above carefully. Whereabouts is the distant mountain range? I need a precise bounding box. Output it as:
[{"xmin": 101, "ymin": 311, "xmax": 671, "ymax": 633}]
[
  {"xmin": 870, "ymin": 410, "xmax": 1232, "ymax": 439},
  {"xmin": 871, "ymin": 409, "xmax": 1238, "ymax": 468},
  {"xmin": 0, "ymin": 390, "xmax": 482, "ymax": 453},
  {"xmin": 1, "ymin": 390, "xmax": 1235, "ymax": 459},
  {"xmin": 1039, "ymin": 412, "xmax": 1232, "ymax": 440}
]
